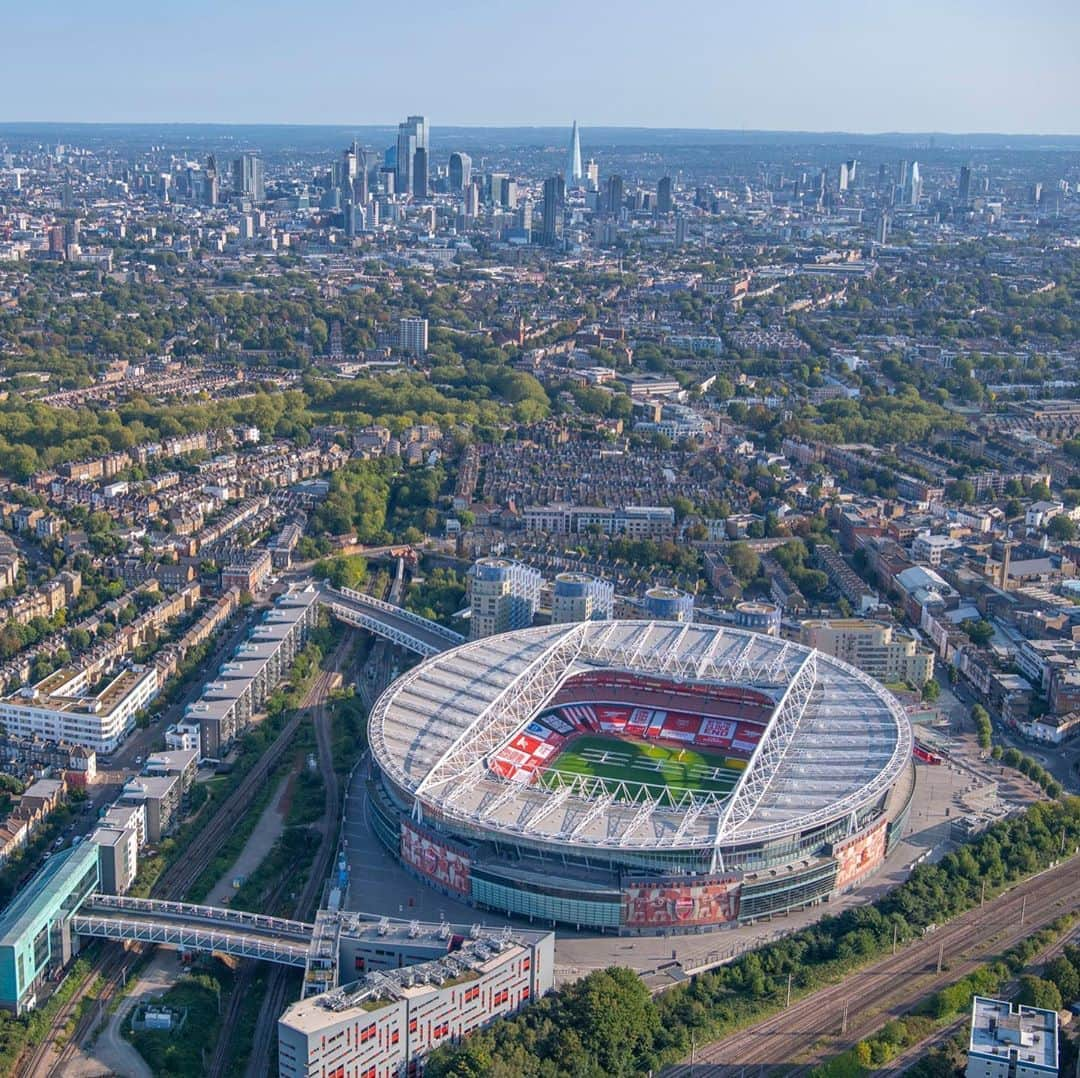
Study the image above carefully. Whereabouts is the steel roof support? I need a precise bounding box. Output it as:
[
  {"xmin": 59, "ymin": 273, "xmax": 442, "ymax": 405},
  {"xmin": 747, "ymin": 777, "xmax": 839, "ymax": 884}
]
[
  {"xmin": 567, "ymin": 793, "xmax": 616, "ymax": 839},
  {"xmin": 713, "ymin": 649, "xmax": 818, "ymax": 849},
  {"xmin": 415, "ymin": 624, "xmax": 588, "ymax": 800}
]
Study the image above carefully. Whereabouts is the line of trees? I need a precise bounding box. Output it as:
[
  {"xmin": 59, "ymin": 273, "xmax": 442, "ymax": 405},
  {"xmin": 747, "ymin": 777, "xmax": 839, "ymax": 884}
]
[
  {"xmin": 991, "ymin": 744, "xmax": 1064, "ymax": 799},
  {"xmin": 972, "ymin": 703, "xmax": 992, "ymax": 750}
]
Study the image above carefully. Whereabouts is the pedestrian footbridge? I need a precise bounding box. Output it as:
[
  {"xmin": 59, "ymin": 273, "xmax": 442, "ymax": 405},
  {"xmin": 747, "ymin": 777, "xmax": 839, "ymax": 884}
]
[
  {"xmin": 72, "ymin": 894, "xmax": 315, "ymax": 966},
  {"xmin": 319, "ymin": 584, "xmax": 465, "ymax": 656}
]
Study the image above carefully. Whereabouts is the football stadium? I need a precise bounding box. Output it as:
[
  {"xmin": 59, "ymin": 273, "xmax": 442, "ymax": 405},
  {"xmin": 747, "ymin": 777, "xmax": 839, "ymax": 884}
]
[{"xmin": 367, "ymin": 620, "xmax": 916, "ymax": 934}]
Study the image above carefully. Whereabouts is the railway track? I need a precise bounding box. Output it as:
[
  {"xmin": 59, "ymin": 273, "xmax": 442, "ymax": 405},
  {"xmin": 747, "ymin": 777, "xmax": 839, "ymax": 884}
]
[
  {"xmin": 242, "ymin": 639, "xmax": 349, "ymax": 1078},
  {"xmin": 19, "ymin": 645, "xmax": 350, "ymax": 1078},
  {"xmin": 870, "ymin": 917, "xmax": 1080, "ymax": 1077},
  {"xmin": 664, "ymin": 856, "xmax": 1080, "ymax": 1076},
  {"xmin": 154, "ymin": 659, "xmax": 345, "ymax": 903}
]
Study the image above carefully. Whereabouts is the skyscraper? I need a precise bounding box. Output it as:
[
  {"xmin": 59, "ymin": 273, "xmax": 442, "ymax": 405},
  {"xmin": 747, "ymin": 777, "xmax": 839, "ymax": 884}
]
[
  {"xmin": 542, "ymin": 176, "xmax": 560, "ymax": 246},
  {"xmin": 413, "ymin": 147, "xmax": 429, "ymax": 199},
  {"xmin": 586, "ymin": 159, "xmax": 599, "ymax": 192},
  {"xmin": 876, "ymin": 212, "xmax": 890, "ymax": 245},
  {"xmin": 232, "ymin": 153, "xmax": 264, "ymax": 202},
  {"xmin": 605, "ymin": 174, "xmax": 624, "ymax": 217},
  {"xmin": 352, "ymin": 159, "xmax": 369, "ymax": 207},
  {"xmin": 205, "ymin": 155, "xmax": 219, "ymax": 207},
  {"xmin": 566, "ymin": 121, "xmax": 583, "ymax": 186},
  {"xmin": 656, "ymin": 175, "xmax": 673, "ymax": 215},
  {"xmin": 908, "ymin": 161, "xmax": 921, "ymax": 206},
  {"xmin": 465, "ymin": 180, "xmax": 480, "ymax": 219},
  {"xmin": 489, "ymin": 172, "xmax": 509, "ymax": 206},
  {"xmin": 958, "ymin": 165, "xmax": 972, "ymax": 205},
  {"xmin": 395, "ymin": 115, "xmax": 428, "ymax": 196},
  {"xmin": 448, "ymin": 152, "xmax": 471, "ymax": 193}
]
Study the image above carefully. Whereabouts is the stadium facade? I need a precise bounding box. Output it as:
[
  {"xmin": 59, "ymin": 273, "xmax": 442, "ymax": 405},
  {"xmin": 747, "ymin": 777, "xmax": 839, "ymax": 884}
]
[{"xmin": 367, "ymin": 620, "xmax": 915, "ymax": 934}]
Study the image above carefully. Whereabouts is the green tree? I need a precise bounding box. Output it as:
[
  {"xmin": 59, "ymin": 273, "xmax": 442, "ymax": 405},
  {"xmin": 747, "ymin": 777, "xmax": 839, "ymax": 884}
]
[
  {"xmin": 728, "ymin": 543, "xmax": 760, "ymax": 583},
  {"xmin": 312, "ymin": 555, "xmax": 368, "ymax": 591},
  {"xmin": 963, "ymin": 619, "xmax": 995, "ymax": 646},
  {"xmin": 1046, "ymin": 515, "xmax": 1077, "ymax": 542},
  {"xmin": 1016, "ymin": 975, "xmax": 1063, "ymax": 1012},
  {"xmin": 946, "ymin": 479, "xmax": 976, "ymax": 505},
  {"xmin": 972, "ymin": 704, "xmax": 992, "ymax": 750}
]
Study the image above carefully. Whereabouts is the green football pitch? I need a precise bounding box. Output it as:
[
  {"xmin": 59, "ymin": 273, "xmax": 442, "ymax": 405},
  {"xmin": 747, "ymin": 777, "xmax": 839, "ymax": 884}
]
[{"xmin": 538, "ymin": 734, "xmax": 745, "ymax": 804}]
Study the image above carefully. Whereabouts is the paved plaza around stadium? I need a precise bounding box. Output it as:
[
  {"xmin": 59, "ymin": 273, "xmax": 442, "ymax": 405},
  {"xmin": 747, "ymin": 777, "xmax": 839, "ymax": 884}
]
[{"xmin": 340, "ymin": 746, "xmax": 1005, "ymax": 986}]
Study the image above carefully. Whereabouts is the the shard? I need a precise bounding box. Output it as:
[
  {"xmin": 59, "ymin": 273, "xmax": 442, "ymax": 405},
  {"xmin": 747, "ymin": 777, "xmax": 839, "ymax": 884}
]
[{"xmin": 566, "ymin": 120, "xmax": 583, "ymax": 186}]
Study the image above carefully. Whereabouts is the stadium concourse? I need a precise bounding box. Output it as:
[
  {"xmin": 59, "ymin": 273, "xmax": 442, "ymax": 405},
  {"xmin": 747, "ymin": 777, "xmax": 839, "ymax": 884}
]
[{"xmin": 365, "ymin": 620, "xmax": 917, "ymax": 936}]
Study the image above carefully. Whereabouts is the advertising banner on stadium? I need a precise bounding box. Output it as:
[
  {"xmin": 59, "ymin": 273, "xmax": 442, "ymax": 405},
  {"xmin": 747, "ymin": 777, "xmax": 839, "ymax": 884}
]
[
  {"xmin": 401, "ymin": 821, "xmax": 471, "ymax": 896},
  {"xmin": 832, "ymin": 818, "xmax": 888, "ymax": 890},
  {"xmin": 696, "ymin": 717, "xmax": 737, "ymax": 748},
  {"xmin": 621, "ymin": 875, "xmax": 741, "ymax": 928}
]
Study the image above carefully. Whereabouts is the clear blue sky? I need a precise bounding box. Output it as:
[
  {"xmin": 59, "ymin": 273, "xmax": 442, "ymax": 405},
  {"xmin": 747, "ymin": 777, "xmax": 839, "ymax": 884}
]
[{"xmin": 2, "ymin": 0, "xmax": 1077, "ymax": 133}]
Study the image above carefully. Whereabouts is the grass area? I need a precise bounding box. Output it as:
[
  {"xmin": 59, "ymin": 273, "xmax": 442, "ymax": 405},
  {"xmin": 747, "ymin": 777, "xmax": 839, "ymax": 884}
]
[
  {"xmin": 539, "ymin": 734, "xmax": 743, "ymax": 804},
  {"xmin": 125, "ymin": 963, "xmax": 231, "ymax": 1077}
]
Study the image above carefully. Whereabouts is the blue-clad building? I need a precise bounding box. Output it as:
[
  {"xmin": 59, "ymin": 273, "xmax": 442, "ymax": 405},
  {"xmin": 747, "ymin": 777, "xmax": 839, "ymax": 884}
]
[
  {"xmin": 0, "ymin": 843, "xmax": 99, "ymax": 1013},
  {"xmin": 644, "ymin": 586, "xmax": 694, "ymax": 623}
]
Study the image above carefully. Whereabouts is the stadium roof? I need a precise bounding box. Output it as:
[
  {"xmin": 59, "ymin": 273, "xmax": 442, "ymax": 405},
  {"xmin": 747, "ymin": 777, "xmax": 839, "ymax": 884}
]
[{"xmin": 369, "ymin": 621, "xmax": 912, "ymax": 858}]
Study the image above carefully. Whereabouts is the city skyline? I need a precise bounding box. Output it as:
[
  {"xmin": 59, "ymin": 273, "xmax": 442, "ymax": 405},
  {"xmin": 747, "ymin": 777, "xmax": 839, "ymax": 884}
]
[{"xmin": 1, "ymin": 0, "xmax": 1078, "ymax": 134}]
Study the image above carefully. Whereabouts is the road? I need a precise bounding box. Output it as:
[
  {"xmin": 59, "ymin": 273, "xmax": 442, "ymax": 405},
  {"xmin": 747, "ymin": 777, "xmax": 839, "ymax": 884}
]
[
  {"xmin": 936, "ymin": 671, "xmax": 1080, "ymax": 795},
  {"xmin": 663, "ymin": 854, "xmax": 1080, "ymax": 1076}
]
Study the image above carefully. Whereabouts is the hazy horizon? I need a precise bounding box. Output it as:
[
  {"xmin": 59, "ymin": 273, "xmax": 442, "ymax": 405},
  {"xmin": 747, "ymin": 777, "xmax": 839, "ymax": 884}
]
[{"xmin": 2, "ymin": 0, "xmax": 1078, "ymax": 135}]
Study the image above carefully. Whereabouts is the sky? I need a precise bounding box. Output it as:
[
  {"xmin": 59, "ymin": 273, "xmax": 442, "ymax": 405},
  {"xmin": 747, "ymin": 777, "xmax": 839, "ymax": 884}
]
[{"xmin": 1, "ymin": 0, "xmax": 1078, "ymax": 133}]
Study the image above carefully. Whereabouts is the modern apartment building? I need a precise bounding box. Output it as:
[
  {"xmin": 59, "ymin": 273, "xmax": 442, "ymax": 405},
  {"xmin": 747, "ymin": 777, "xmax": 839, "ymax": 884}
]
[
  {"xmin": 551, "ymin": 572, "xmax": 614, "ymax": 624},
  {"xmin": 0, "ymin": 664, "xmax": 158, "ymax": 754},
  {"xmin": 966, "ymin": 996, "xmax": 1057, "ymax": 1078},
  {"xmin": 278, "ymin": 924, "xmax": 554, "ymax": 1078},
  {"xmin": 800, "ymin": 618, "xmax": 934, "ymax": 687},
  {"xmin": 468, "ymin": 558, "xmax": 542, "ymax": 640}
]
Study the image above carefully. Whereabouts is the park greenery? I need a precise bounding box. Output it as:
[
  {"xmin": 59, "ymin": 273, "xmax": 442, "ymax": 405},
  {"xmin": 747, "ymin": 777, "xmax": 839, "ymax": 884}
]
[
  {"xmin": 426, "ymin": 797, "xmax": 1080, "ymax": 1077},
  {"xmin": 405, "ymin": 567, "xmax": 467, "ymax": 628},
  {"xmin": 125, "ymin": 966, "xmax": 231, "ymax": 1077}
]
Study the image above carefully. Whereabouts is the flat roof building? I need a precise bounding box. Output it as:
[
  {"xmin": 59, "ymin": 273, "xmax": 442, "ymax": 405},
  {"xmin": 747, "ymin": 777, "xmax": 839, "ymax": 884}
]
[
  {"xmin": 644, "ymin": 586, "xmax": 694, "ymax": 623},
  {"xmin": 0, "ymin": 663, "xmax": 158, "ymax": 754},
  {"xmin": 0, "ymin": 842, "xmax": 99, "ymax": 1013},
  {"xmin": 279, "ymin": 924, "xmax": 554, "ymax": 1078},
  {"xmin": 967, "ymin": 996, "xmax": 1058, "ymax": 1078},
  {"xmin": 800, "ymin": 618, "xmax": 935, "ymax": 688},
  {"xmin": 551, "ymin": 572, "xmax": 614, "ymax": 624},
  {"xmin": 468, "ymin": 558, "xmax": 542, "ymax": 640},
  {"xmin": 118, "ymin": 774, "xmax": 181, "ymax": 845},
  {"xmin": 185, "ymin": 586, "xmax": 319, "ymax": 758},
  {"xmin": 90, "ymin": 820, "xmax": 139, "ymax": 895}
]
